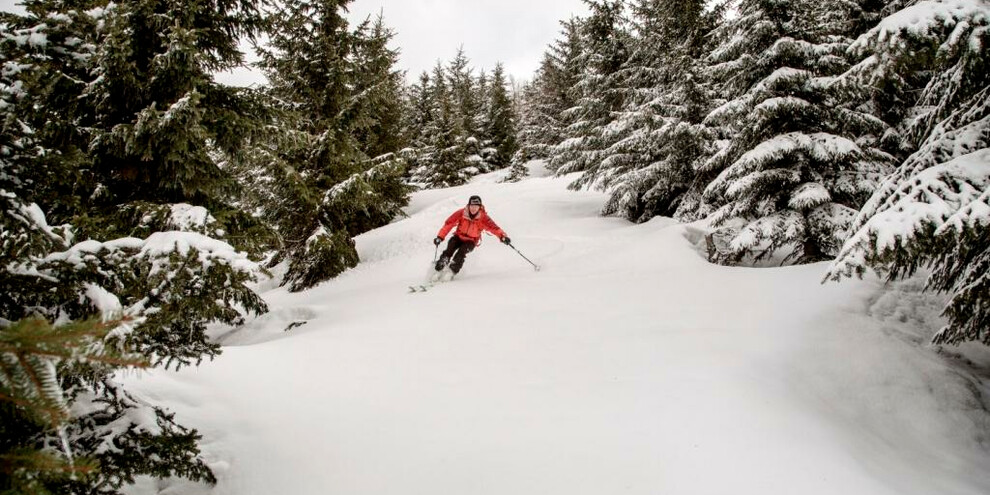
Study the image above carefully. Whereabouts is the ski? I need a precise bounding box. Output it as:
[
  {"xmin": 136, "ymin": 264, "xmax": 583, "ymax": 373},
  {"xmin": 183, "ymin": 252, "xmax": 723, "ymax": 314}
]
[{"xmin": 408, "ymin": 269, "xmax": 455, "ymax": 293}]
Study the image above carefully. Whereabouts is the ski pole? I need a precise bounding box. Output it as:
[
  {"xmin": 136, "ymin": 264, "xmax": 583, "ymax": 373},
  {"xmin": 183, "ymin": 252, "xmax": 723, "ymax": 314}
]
[
  {"xmin": 507, "ymin": 242, "xmax": 541, "ymax": 271},
  {"xmin": 433, "ymin": 244, "xmax": 439, "ymax": 263}
]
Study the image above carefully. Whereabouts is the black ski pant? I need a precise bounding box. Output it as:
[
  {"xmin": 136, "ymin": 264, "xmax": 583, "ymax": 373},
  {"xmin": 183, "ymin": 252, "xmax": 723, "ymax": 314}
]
[{"xmin": 439, "ymin": 236, "xmax": 476, "ymax": 274}]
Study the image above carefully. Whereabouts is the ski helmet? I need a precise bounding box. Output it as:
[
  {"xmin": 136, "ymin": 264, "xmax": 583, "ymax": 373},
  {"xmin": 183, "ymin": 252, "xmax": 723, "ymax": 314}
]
[{"xmin": 468, "ymin": 195, "xmax": 482, "ymax": 206}]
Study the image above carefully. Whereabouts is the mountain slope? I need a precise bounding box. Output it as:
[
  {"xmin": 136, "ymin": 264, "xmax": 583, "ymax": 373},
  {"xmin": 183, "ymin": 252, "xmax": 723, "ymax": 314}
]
[{"xmin": 122, "ymin": 162, "xmax": 990, "ymax": 495}]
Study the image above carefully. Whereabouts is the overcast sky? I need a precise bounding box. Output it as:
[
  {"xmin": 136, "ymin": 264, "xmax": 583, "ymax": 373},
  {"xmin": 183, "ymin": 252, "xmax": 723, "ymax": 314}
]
[{"xmin": 0, "ymin": 0, "xmax": 588, "ymax": 86}]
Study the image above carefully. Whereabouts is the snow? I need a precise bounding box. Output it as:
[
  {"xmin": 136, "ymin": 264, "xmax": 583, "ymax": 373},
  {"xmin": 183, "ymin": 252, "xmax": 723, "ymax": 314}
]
[
  {"xmin": 42, "ymin": 231, "xmax": 260, "ymax": 277},
  {"xmin": 789, "ymin": 182, "xmax": 832, "ymax": 210},
  {"xmin": 752, "ymin": 96, "xmax": 812, "ymax": 114},
  {"xmin": 858, "ymin": 0, "xmax": 989, "ymax": 48},
  {"xmin": 839, "ymin": 148, "xmax": 990, "ymax": 257},
  {"xmin": 851, "ymin": 0, "xmax": 990, "ymax": 57},
  {"xmin": 753, "ymin": 67, "xmax": 811, "ymax": 93},
  {"xmin": 20, "ymin": 200, "xmax": 65, "ymax": 242},
  {"xmin": 704, "ymin": 95, "xmax": 751, "ymax": 124},
  {"xmin": 119, "ymin": 162, "xmax": 990, "ymax": 495},
  {"xmin": 139, "ymin": 231, "xmax": 260, "ymax": 275},
  {"xmin": 710, "ymin": 132, "xmax": 863, "ymax": 199},
  {"xmin": 168, "ymin": 203, "xmax": 215, "ymax": 231},
  {"xmin": 83, "ymin": 282, "xmax": 122, "ymax": 317}
]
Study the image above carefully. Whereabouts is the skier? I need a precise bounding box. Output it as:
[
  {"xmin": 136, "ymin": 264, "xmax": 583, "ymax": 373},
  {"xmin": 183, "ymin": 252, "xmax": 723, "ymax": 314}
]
[{"xmin": 433, "ymin": 195, "xmax": 510, "ymax": 275}]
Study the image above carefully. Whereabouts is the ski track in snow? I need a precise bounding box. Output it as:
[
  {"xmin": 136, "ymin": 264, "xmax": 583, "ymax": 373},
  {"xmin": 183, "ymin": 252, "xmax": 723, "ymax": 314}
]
[{"xmin": 121, "ymin": 162, "xmax": 990, "ymax": 495}]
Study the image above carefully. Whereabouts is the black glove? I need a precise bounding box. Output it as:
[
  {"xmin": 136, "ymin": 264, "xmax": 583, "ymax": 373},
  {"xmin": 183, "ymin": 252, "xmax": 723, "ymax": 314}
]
[
  {"xmin": 501, "ymin": 236, "xmax": 511, "ymax": 245},
  {"xmin": 433, "ymin": 236, "xmax": 443, "ymax": 246}
]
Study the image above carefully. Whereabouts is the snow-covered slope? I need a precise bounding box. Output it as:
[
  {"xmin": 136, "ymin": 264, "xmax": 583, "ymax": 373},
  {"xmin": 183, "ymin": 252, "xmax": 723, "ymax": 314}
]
[{"xmin": 122, "ymin": 162, "xmax": 990, "ymax": 495}]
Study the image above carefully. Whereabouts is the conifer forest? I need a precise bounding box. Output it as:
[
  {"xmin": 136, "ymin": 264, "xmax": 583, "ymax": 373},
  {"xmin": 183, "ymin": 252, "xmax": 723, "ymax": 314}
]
[{"xmin": 1, "ymin": 0, "xmax": 987, "ymax": 493}]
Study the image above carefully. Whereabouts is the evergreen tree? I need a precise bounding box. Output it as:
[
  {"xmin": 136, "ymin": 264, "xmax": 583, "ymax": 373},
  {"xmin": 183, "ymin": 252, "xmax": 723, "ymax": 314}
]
[
  {"xmin": 0, "ymin": 0, "xmax": 101, "ymax": 227},
  {"xmin": 352, "ymin": 14, "xmax": 407, "ymax": 159},
  {"xmin": 827, "ymin": 0, "xmax": 990, "ymax": 345},
  {"xmin": 1, "ymin": 316, "xmax": 146, "ymax": 493},
  {"xmin": 507, "ymin": 78, "xmax": 546, "ymax": 181},
  {"xmin": 549, "ymin": 0, "xmax": 629, "ymax": 176},
  {"xmin": 258, "ymin": 0, "xmax": 363, "ymax": 184},
  {"xmin": 481, "ymin": 63, "xmax": 519, "ymax": 168},
  {"xmin": 402, "ymin": 71, "xmax": 434, "ymax": 153},
  {"xmin": 255, "ymin": 0, "xmax": 410, "ymax": 291},
  {"xmin": 87, "ymin": 0, "xmax": 266, "ymax": 209},
  {"xmin": 572, "ymin": 0, "xmax": 722, "ymax": 223},
  {"xmin": 699, "ymin": 0, "xmax": 892, "ymax": 264},
  {"xmin": 412, "ymin": 61, "xmax": 468, "ymax": 187},
  {"xmin": 448, "ymin": 47, "xmax": 482, "ymax": 145},
  {"xmin": 476, "ymin": 69, "xmax": 490, "ymax": 135},
  {"xmin": 403, "ymin": 51, "xmax": 520, "ymax": 187},
  {"xmin": 1, "ymin": 2, "xmax": 270, "ymax": 492},
  {"xmin": 510, "ymin": 20, "xmax": 583, "ymax": 179}
]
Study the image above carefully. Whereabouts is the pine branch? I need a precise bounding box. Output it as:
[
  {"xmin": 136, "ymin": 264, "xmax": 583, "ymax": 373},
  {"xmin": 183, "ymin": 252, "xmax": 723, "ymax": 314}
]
[{"xmin": 0, "ymin": 316, "xmax": 148, "ymax": 428}]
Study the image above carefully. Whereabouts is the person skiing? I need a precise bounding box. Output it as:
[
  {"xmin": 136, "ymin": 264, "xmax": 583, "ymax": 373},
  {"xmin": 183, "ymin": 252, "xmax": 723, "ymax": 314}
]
[{"xmin": 433, "ymin": 195, "xmax": 510, "ymax": 274}]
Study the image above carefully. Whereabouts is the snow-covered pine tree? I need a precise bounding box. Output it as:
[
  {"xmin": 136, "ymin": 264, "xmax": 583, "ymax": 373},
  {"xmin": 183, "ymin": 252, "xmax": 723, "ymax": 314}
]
[
  {"xmin": 572, "ymin": 0, "xmax": 721, "ymax": 223},
  {"xmin": 339, "ymin": 13, "xmax": 411, "ymax": 236},
  {"xmin": 0, "ymin": 0, "xmax": 100, "ymax": 228},
  {"xmin": 550, "ymin": 0, "xmax": 630, "ymax": 177},
  {"xmin": 481, "ymin": 63, "xmax": 519, "ymax": 169},
  {"xmin": 2, "ymin": 2, "xmax": 270, "ymax": 491},
  {"xmin": 699, "ymin": 0, "xmax": 892, "ymax": 264},
  {"xmin": 2, "ymin": 209, "xmax": 266, "ymax": 494},
  {"xmin": 506, "ymin": 77, "xmax": 545, "ymax": 180},
  {"xmin": 513, "ymin": 63, "xmax": 553, "ymax": 163},
  {"xmin": 827, "ymin": 0, "xmax": 990, "ymax": 345},
  {"xmin": 352, "ymin": 13, "xmax": 407, "ymax": 159},
  {"xmin": 0, "ymin": 316, "xmax": 147, "ymax": 492},
  {"xmin": 475, "ymin": 68, "xmax": 496, "ymax": 168},
  {"xmin": 82, "ymin": 0, "xmax": 271, "ymax": 353},
  {"xmin": 410, "ymin": 61, "xmax": 470, "ymax": 187},
  {"xmin": 254, "ymin": 0, "xmax": 362, "ymax": 291},
  {"xmin": 509, "ymin": 21, "xmax": 585, "ymax": 180},
  {"xmin": 448, "ymin": 49, "xmax": 490, "ymax": 175},
  {"xmin": 544, "ymin": 18, "xmax": 585, "ymax": 147},
  {"xmin": 449, "ymin": 48, "xmax": 482, "ymax": 149},
  {"xmin": 256, "ymin": 0, "xmax": 409, "ymax": 291},
  {"xmin": 401, "ymin": 71, "xmax": 434, "ymax": 165},
  {"xmin": 476, "ymin": 69, "xmax": 490, "ymax": 134},
  {"xmin": 87, "ymin": 0, "xmax": 265, "ymax": 208}
]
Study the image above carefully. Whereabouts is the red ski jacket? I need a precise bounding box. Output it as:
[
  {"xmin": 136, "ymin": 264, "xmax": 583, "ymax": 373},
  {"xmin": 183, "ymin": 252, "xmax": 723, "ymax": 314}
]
[{"xmin": 437, "ymin": 206, "xmax": 506, "ymax": 244}]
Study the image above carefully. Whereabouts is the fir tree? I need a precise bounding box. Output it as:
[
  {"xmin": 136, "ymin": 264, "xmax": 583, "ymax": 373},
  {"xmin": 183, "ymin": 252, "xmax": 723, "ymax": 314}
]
[
  {"xmin": 1, "ymin": 2, "xmax": 270, "ymax": 492},
  {"xmin": 402, "ymin": 71, "xmax": 434, "ymax": 154},
  {"xmin": 515, "ymin": 20, "xmax": 582, "ymax": 168},
  {"xmin": 510, "ymin": 20, "xmax": 583, "ymax": 179},
  {"xmin": 0, "ymin": 0, "xmax": 101, "ymax": 227},
  {"xmin": 481, "ymin": 63, "xmax": 519, "ymax": 168},
  {"xmin": 255, "ymin": 0, "xmax": 410, "ymax": 291},
  {"xmin": 448, "ymin": 47, "xmax": 482, "ymax": 145},
  {"xmin": 549, "ymin": 0, "xmax": 629, "ymax": 176},
  {"xmin": 827, "ymin": 0, "xmax": 990, "ymax": 345},
  {"xmin": 573, "ymin": 0, "xmax": 722, "ymax": 223},
  {"xmin": 414, "ymin": 61, "xmax": 469, "ymax": 187},
  {"xmin": 352, "ymin": 13, "xmax": 407, "ymax": 159},
  {"xmin": 0, "ymin": 316, "xmax": 146, "ymax": 493},
  {"xmin": 699, "ymin": 0, "xmax": 892, "ymax": 264},
  {"xmin": 87, "ymin": 0, "xmax": 266, "ymax": 208}
]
